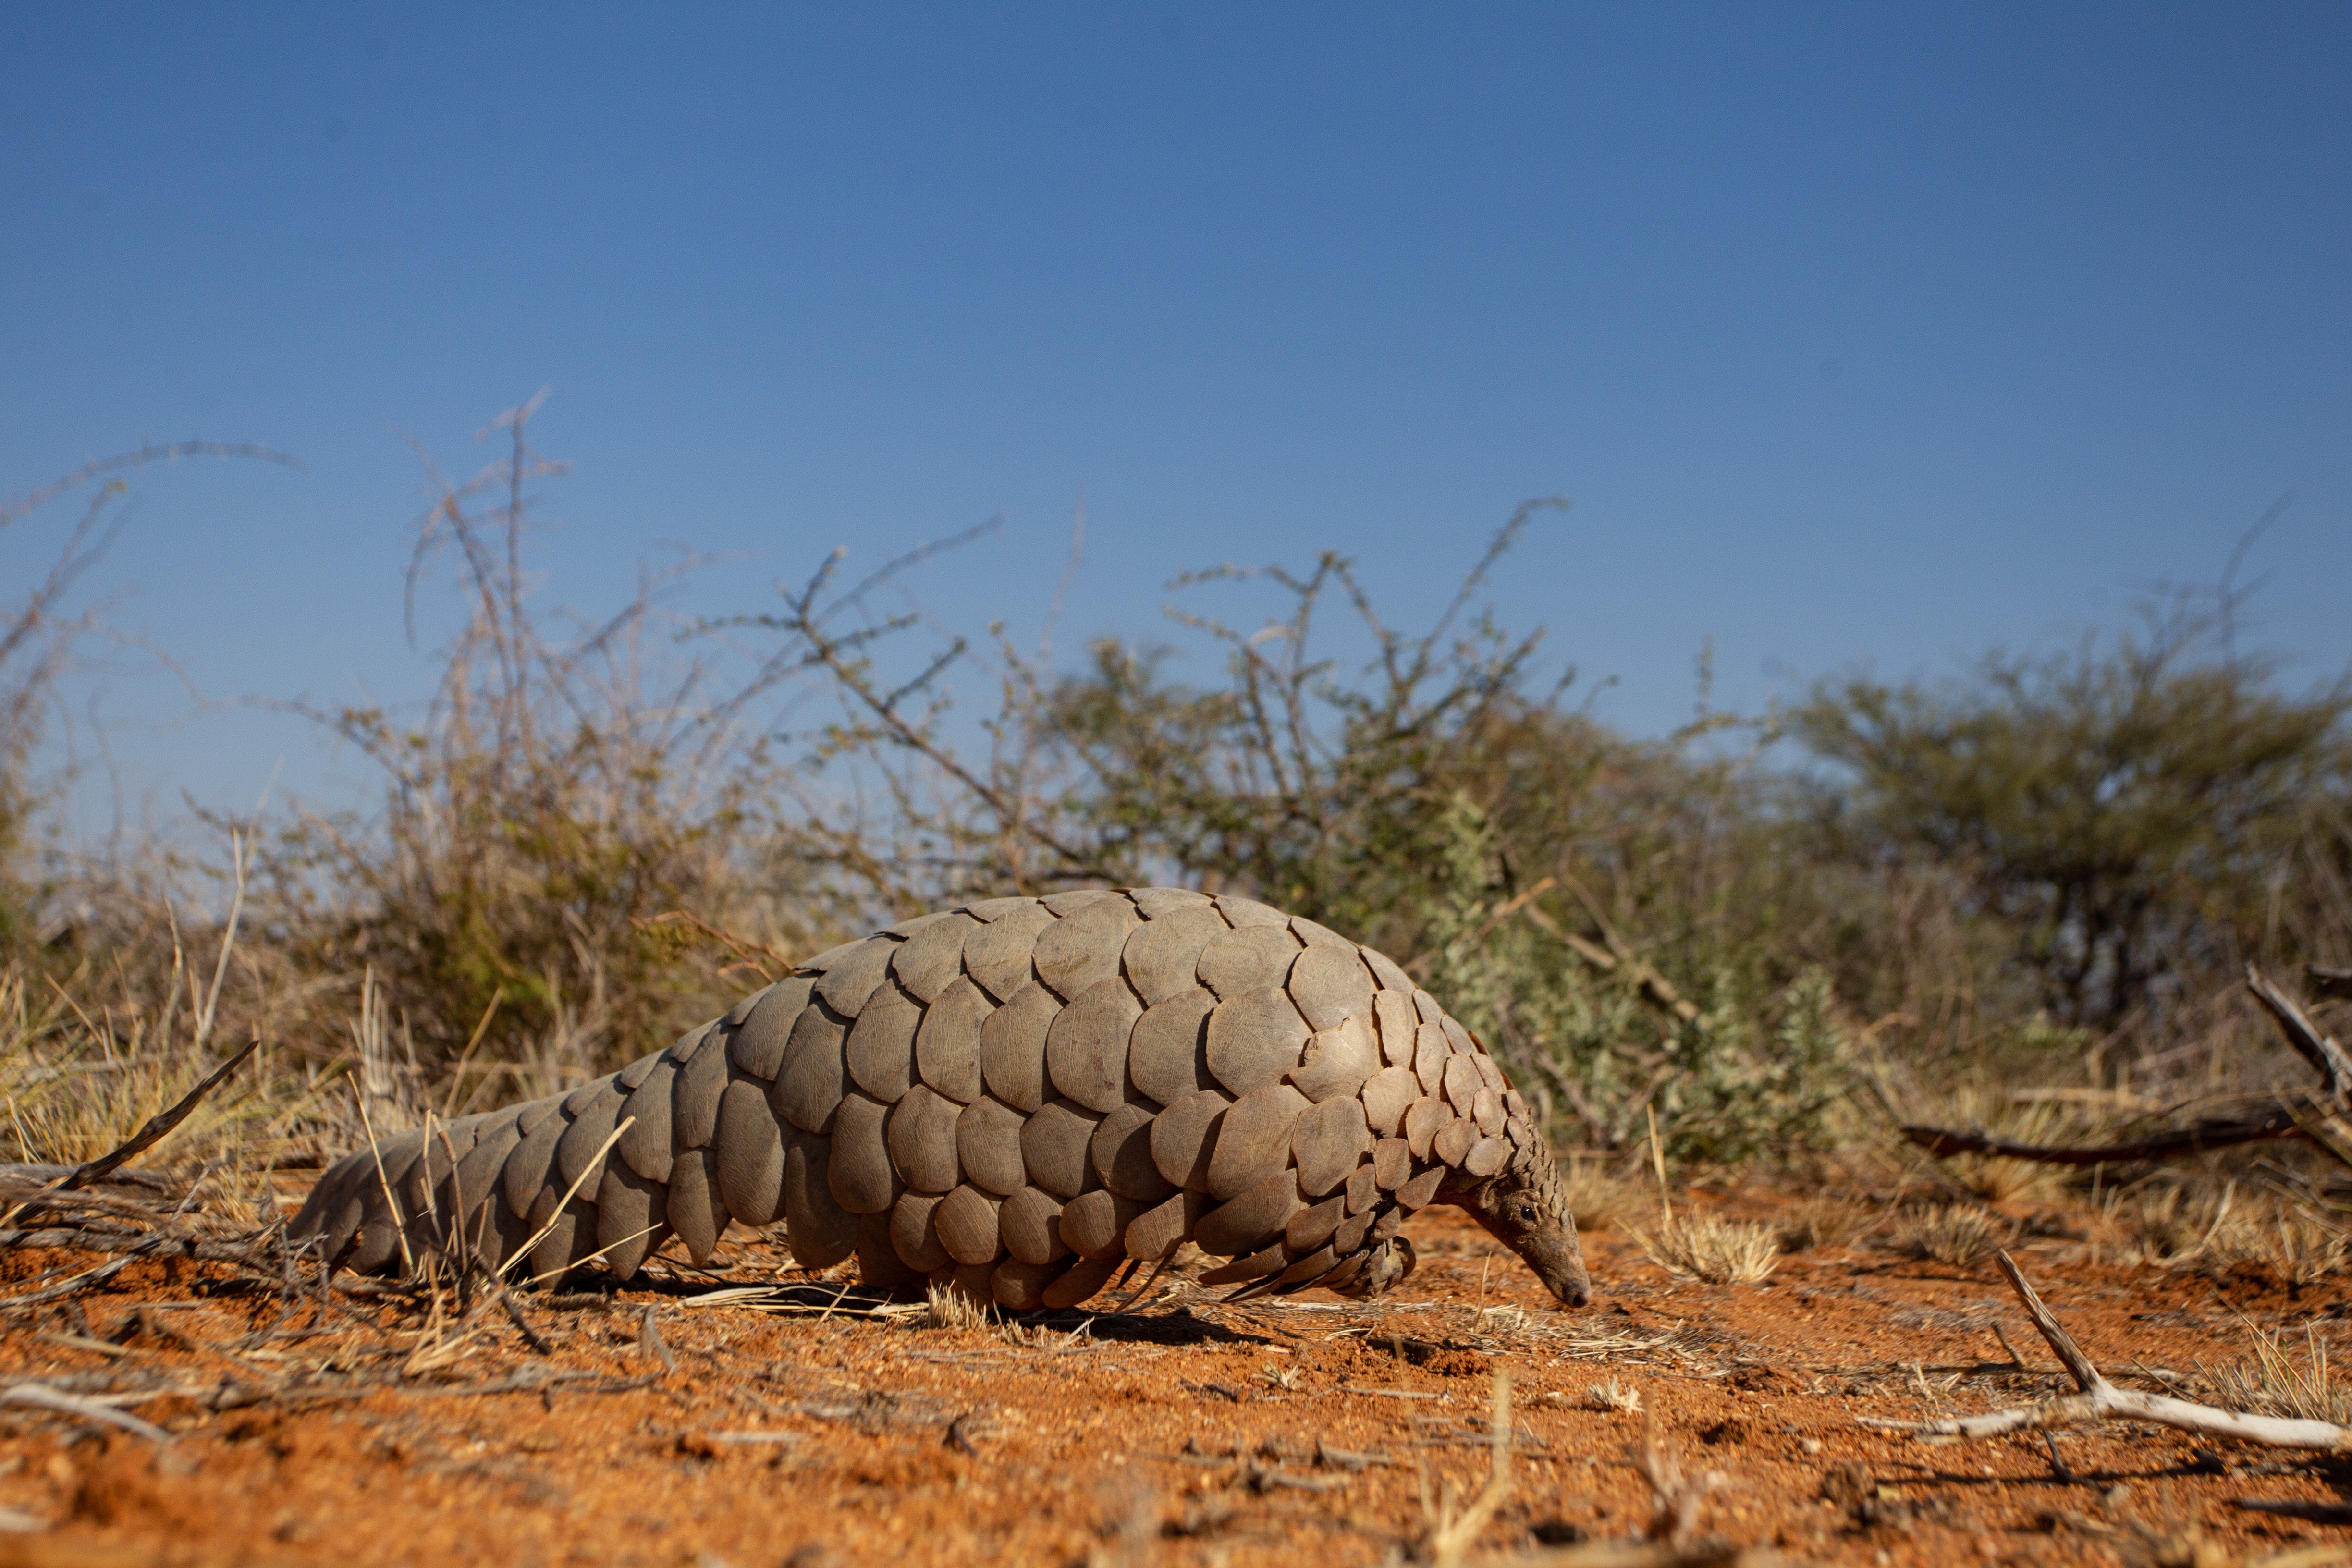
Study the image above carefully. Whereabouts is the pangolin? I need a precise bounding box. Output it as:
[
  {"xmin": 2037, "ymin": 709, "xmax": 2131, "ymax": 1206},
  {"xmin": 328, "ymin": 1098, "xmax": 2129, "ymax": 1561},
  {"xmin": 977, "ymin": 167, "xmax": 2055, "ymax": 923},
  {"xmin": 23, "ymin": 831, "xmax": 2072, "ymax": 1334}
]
[{"xmin": 287, "ymin": 888, "xmax": 1592, "ymax": 1308}]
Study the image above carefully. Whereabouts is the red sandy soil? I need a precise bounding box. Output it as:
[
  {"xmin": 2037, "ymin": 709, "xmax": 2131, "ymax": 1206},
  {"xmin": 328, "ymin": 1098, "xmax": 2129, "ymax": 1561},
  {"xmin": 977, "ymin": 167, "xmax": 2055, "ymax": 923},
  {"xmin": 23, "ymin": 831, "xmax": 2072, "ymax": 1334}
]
[{"xmin": 2, "ymin": 1184, "xmax": 2349, "ymax": 1568}]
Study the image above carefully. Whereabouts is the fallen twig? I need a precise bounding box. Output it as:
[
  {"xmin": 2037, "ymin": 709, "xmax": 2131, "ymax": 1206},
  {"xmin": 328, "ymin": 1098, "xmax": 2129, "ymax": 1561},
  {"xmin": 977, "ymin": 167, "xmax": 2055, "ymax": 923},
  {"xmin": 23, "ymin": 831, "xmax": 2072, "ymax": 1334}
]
[
  {"xmin": 2233, "ymin": 1498, "xmax": 2352, "ymax": 1525},
  {"xmin": 1316, "ymin": 1436, "xmax": 1399, "ymax": 1470},
  {"xmin": 0, "ymin": 1163, "xmax": 176, "ymax": 1194},
  {"xmin": 406, "ymin": 1369, "xmax": 662, "ymax": 1399},
  {"xmin": 1863, "ymin": 1252, "xmax": 2352, "ymax": 1451},
  {"xmin": 3, "ymin": 1382, "xmax": 173, "ymax": 1443},
  {"xmin": 0, "ymin": 1229, "xmax": 261, "ymax": 1267},
  {"xmin": 639, "ymin": 1304, "xmax": 678, "ymax": 1375},
  {"xmin": 2246, "ymin": 964, "xmax": 2352, "ymax": 1100},
  {"xmin": 496, "ymin": 1282, "xmax": 553, "ymax": 1355},
  {"xmin": 1899, "ymin": 1107, "xmax": 2310, "ymax": 1165},
  {"xmin": 1244, "ymin": 1463, "xmax": 1349, "ymax": 1493},
  {"xmin": 0, "ymin": 1256, "xmax": 135, "ymax": 1310}
]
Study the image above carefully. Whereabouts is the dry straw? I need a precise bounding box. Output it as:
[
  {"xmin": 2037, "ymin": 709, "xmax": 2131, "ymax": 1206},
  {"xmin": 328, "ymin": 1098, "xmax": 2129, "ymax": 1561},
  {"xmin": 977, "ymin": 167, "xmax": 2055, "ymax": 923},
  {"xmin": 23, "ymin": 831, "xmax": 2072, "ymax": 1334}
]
[
  {"xmin": 1897, "ymin": 1204, "xmax": 2004, "ymax": 1266},
  {"xmin": 2207, "ymin": 1318, "xmax": 2352, "ymax": 1426},
  {"xmin": 1635, "ymin": 1104, "xmax": 1778, "ymax": 1284},
  {"xmin": 1777, "ymin": 1195, "xmax": 1874, "ymax": 1253},
  {"xmin": 1635, "ymin": 1213, "xmax": 1782, "ymax": 1286}
]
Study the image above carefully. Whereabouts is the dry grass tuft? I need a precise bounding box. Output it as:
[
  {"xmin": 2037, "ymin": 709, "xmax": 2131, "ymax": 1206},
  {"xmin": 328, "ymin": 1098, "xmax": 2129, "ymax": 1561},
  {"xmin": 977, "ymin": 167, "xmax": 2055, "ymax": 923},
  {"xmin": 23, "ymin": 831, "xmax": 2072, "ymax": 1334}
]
[
  {"xmin": 2127, "ymin": 1186, "xmax": 2351, "ymax": 1283},
  {"xmin": 0, "ymin": 838, "xmax": 326, "ymax": 1229},
  {"xmin": 922, "ymin": 1283, "xmax": 992, "ymax": 1331},
  {"xmin": 1950, "ymin": 1152, "xmax": 2069, "ymax": 1206},
  {"xmin": 2226, "ymin": 1212, "xmax": 2352, "ymax": 1285},
  {"xmin": 1635, "ymin": 1214, "xmax": 1780, "ymax": 1285},
  {"xmin": 2207, "ymin": 1320, "xmax": 2352, "ymax": 1425},
  {"xmin": 2127, "ymin": 1183, "xmax": 2232, "ymax": 1268},
  {"xmin": 1779, "ymin": 1195, "xmax": 1876, "ymax": 1253},
  {"xmin": 1896, "ymin": 1203, "xmax": 2004, "ymax": 1266}
]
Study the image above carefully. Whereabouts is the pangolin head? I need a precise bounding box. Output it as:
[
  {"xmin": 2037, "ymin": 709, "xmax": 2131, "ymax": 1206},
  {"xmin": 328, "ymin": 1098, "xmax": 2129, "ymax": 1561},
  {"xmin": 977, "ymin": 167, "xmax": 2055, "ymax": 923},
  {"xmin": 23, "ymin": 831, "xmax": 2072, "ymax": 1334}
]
[{"xmin": 1454, "ymin": 1136, "xmax": 1591, "ymax": 1307}]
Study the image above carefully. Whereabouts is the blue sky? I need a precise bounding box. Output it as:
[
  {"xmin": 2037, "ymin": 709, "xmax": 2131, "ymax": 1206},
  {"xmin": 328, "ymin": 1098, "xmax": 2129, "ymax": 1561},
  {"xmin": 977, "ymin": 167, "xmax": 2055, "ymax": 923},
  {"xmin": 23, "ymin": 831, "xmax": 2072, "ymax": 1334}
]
[{"xmin": 4, "ymin": 5, "xmax": 2349, "ymax": 843}]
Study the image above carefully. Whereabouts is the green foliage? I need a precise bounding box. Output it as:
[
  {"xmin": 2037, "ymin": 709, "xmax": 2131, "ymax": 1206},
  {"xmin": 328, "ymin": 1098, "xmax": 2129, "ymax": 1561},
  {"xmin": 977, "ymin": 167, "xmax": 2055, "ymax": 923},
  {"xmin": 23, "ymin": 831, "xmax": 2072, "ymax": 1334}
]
[
  {"xmin": 1398, "ymin": 791, "xmax": 1855, "ymax": 1161},
  {"xmin": 1797, "ymin": 605, "xmax": 2352, "ymax": 1031}
]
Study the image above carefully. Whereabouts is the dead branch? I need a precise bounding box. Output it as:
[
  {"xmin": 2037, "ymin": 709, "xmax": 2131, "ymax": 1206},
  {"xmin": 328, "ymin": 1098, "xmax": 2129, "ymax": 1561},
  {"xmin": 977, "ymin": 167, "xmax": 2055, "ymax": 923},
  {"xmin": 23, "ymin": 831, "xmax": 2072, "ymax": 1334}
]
[
  {"xmin": 0, "ymin": 1229, "xmax": 262, "ymax": 1266},
  {"xmin": 2233, "ymin": 1498, "xmax": 2352, "ymax": 1525},
  {"xmin": 1900, "ymin": 964, "xmax": 2352, "ymax": 1168},
  {"xmin": 2246, "ymin": 963, "xmax": 2352, "ymax": 1101},
  {"xmin": 51, "ymin": 1038, "xmax": 261, "ymax": 1196},
  {"xmin": 1901, "ymin": 1105, "xmax": 2309, "ymax": 1165},
  {"xmin": 4, "ymin": 968, "xmax": 259, "ymax": 1232},
  {"xmin": 0, "ymin": 1256, "xmax": 135, "ymax": 1310},
  {"xmin": 0, "ymin": 441, "xmax": 299, "ymax": 532},
  {"xmin": 1862, "ymin": 1252, "xmax": 2352, "ymax": 1451},
  {"xmin": 0, "ymin": 1164, "xmax": 175, "ymax": 1194}
]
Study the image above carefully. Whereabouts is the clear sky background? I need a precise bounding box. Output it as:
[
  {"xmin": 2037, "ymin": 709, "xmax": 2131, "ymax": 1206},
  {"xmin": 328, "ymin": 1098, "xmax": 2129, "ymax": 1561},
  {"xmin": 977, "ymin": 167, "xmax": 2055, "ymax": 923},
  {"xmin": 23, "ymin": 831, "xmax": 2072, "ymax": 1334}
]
[{"xmin": 4, "ymin": 5, "xmax": 2348, "ymax": 845}]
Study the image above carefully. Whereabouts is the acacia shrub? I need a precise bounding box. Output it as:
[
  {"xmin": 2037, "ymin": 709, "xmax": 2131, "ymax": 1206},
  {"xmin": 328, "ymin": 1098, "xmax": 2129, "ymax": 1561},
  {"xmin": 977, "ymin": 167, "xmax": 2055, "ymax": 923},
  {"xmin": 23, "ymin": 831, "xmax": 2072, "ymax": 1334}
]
[{"xmin": 1796, "ymin": 607, "xmax": 2352, "ymax": 1036}]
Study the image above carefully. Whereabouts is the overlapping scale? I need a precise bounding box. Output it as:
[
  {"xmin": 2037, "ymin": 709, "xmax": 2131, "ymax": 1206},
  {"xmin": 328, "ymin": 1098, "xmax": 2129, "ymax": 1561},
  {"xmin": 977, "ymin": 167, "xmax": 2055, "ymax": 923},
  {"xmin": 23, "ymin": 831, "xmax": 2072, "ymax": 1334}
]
[
  {"xmin": 915, "ymin": 976, "xmax": 992, "ymax": 1103},
  {"xmin": 772, "ymin": 1002, "xmax": 852, "ymax": 1134},
  {"xmin": 1121, "ymin": 909, "xmax": 1225, "ymax": 1006},
  {"xmin": 667, "ymin": 1148, "xmax": 728, "ymax": 1263},
  {"xmin": 1034, "ymin": 896, "xmax": 1138, "ymax": 998},
  {"xmin": 1204, "ymin": 988, "xmax": 1310, "ymax": 1096},
  {"xmin": 714, "ymin": 1079, "xmax": 786, "ymax": 1225},
  {"xmin": 979, "ymin": 981, "xmax": 1058, "ymax": 1113},
  {"xmin": 1127, "ymin": 989, "xmax": 1217, "ymax": 1105},
  {"xmin": 845, "ymin": 983, "xmax": 922, "ymax": 1101}
]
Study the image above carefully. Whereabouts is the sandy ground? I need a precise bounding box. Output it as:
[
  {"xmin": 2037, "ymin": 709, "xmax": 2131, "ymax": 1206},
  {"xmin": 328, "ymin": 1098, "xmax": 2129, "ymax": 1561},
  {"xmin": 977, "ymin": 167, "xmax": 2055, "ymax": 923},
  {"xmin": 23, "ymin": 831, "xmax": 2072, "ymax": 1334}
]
[{"xmin": 3, "ymin": 1185, "xmax": 2350, "ymax": 1568}]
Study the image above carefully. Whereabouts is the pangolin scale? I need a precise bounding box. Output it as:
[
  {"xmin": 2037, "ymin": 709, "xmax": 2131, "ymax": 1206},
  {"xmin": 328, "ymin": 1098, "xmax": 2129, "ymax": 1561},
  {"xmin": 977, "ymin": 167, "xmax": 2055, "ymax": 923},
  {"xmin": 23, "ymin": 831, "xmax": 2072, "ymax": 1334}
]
[{"xmin": 288, "ymin": 889, "xmax": 1592, "ymax": 1308}]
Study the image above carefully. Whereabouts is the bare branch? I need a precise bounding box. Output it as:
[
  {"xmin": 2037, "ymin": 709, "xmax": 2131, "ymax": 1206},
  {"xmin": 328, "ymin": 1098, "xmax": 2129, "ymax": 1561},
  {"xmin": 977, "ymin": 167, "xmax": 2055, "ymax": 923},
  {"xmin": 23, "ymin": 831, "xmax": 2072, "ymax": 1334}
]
[
  {"xmin": 0, "ymin": 441, "xmax": 300, "ymax": 531},
  {"xmin": 2246, "ymin": 963, "xmax": 2352, "ymax": 1103},
  {"xmin": 1899, "ymin": 1107, "xmax": 2310, "ymax": 1166}
]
